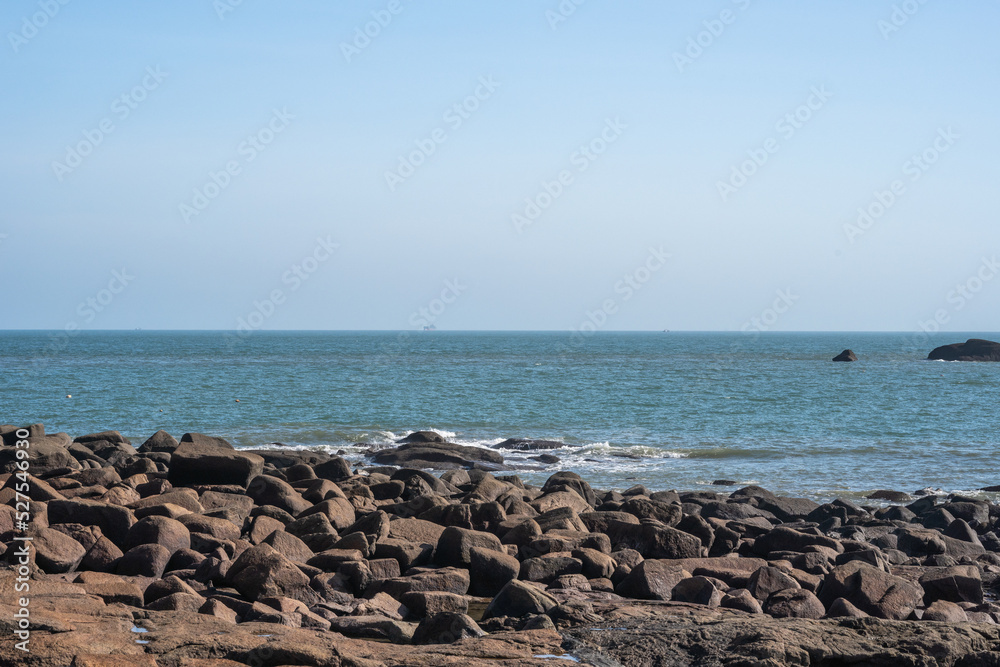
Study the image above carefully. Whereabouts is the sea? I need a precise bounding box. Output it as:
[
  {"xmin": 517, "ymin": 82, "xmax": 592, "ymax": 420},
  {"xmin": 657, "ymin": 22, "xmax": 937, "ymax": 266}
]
[{"xmin": 2, "ymin": 330, "xmax": 997, "ymax": 503}]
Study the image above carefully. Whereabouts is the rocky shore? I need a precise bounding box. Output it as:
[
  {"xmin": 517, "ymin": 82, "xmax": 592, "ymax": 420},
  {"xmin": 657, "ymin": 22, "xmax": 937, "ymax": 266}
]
[{"xmin": 2, "ymin": 425, "xmax": 1000, "ymax": 666}]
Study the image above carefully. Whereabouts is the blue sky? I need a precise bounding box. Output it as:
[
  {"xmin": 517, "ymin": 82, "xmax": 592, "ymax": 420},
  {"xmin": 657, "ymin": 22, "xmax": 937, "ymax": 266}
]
[{"xmin": 2, "ymin": 0, "xmax": 998, "ymax": 332}]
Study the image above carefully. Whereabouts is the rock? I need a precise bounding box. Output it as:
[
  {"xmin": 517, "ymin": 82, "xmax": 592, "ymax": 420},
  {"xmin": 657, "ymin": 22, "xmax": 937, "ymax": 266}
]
[
  {"xmin": 620, "ymin": 497, "xmax": 682, "ymax": 526},
  {"xmin": 928, "ymin": 338, "xmax": 1000, "ymax": 362},
  {"xmin": 246, "ymin": 475, "xmax": 311, "ymax": 515},
  {"xmin": 520, "ymin": 556, "xmax": 583, "ymax": 584},
  {"xmin": 33, "ymin": 527, "xmax": 86, "ymax": 573},
  {"xmin": 720, "ymin": 588, "xmax": 763, "ymax": 614},
  {"xmin": 605, "ymin": 520, "xmax": 703, "ymax": 559},
  {"xmin": 753, "ymin": 526, "xmax": 843, "ymax": 556},
  {"xmin": 572, "ymin": 548, "xmax": 616, "ymax": 580},
  {"xmin": 468, "ymin": 546, "xmax": 519, "ymax": 597},
  {"xmin": 138, "ymin": 429, "xmax": 178, "ymax": 453},
  {"xmin": 615, "ymin": 560, "xmax": 690, "ymax": 601},
  {"xmin": 671, "ymin": 576, "xmax": 723, "ymax": 607},
  {"xmin": 412, "ymin": 612, "xmax": 485, "ymax": 644},
  {"xmin": 397, "ymin": 431, "xmax": 446, "ymax": 444},
  {"xmin": 826, "ymin": 597, "xmax": 869, "ymax": 618},
  {"xmin": 482, "ymin": 579, "xmax": 558, "ymax": 619},
  {"xmin": 378, "ymin": 567, "xmax": 470, "ymax": 598},
  {"xmin": 833, "ymin": 349, "xmax": 858, "ymax": 362},
  {"xmin": 47, "ymin": 499, "xmax": 135, "ymax": 547},
  {"xmin": 764, "ymin": 589, "xmax": 825, "ymax": 619},
  {"xmin": 261, "ymin": 530, "xmax": 315, "ymax": 564},
  {"xmin": 867, "ymin": 490, "xmax": 911, "ymax": 502},
  {"xmin": 493, "ymin": 438, "xmax": 566, "ymax": 451},
  {"xmin": 124, "ymin": 515, "xmax": 190, "ymax": 555},
  {"xmin": 178, "ymin": 432, "xmax": 235, "ymax": 448},
  {"xmin": 747, "ymin": 566, "xmax": 800, "ymax": 602},
  {"xmin": 919, "ymin": 565, "xmax": 983, "ymax": 604},
  {"xmin": 117, "ymin": 543, "xmax": 171, "ymax": 577},
  {"xmin": 923, "ymin": 599, "xmax": 970, "ymax": 622},
  {"xmin": 372, "ymin": 442, "xmax": 504, "ymax": 469},
  {"xmin": 226, "ymin": 543, "xmax": 318, "ymax": 605},
  {"xmin": 820, "ymin": 561, "xmax": 923, "ymax": 620},
  {"xmin": 82, "ymin": 535, "xmax": 124, "ymax": 571},
  {"xmin": 434, "ymin": 526, "xmax": 504, "ymax": 568},
  {"xmin": 313, "ymin": 457, "xmax": 352, "ymax": 481},
  {"xmin": 401, "ymin": 591, "xmax": 469, "ymax": 618},
  {"xmin": 326, "ymin": 616, "xmax": 417, "ymax": 643},
  {"xmin": 297, "ymin": 497, "xmax": 356, "ymax": 531},
  {"xmin": 168, "ymin": 443, "xmax": 264, "ymax": 488}
]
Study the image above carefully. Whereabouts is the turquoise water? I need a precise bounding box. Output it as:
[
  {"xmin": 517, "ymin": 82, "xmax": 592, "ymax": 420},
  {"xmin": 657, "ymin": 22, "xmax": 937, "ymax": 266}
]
[{"xmin": 1, "ymin": 331, "xmax": 997, "ymax": 501}]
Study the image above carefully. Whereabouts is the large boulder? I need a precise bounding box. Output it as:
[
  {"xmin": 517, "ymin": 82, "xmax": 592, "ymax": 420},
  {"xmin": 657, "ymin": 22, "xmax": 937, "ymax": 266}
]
[
  {"xmin": 927, "ymin": 338, "xmax": 1000, "ymax": 362},
  {"xmin": 33, "ymin": 527, "xmax": 86, "ymax": 573},
  {"xmin": 246, "ymin": 475, "xmax": 311, "ymax": 515},
  {"xmin": 47, "ymin": 498, "xmax": 135, "ymax": 547},
  {"xmin": 434, "ymin": 526, "xmax": 503, "ymax": 568},
  {"xmin": 819, "ymin": 561, "xmax": 923, "ymax": 620},
  {"xmin": 919, "ymin": 565, "xmax": 983, "ymax": 604},
  {"xmin": 371, "ymin": 442, "xmax": 504, "ymax": 469},
  {"xmin": 615, "ymin": 561, "xmax": 690, "ymax": 601},
  {"xmin": 482, "ymin": 580, "xmax": 558, "ymax": 619},
  {"xmin": 225, "ymin": 543, "xmax": 319, "ymax": 605},
  {"xmin": 168, "ymin": 443, "xmax": 264, "ymax": 488}
]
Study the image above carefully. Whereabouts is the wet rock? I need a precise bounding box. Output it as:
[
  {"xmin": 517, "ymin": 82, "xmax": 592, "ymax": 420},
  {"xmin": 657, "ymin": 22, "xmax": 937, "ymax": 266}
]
[
  {"xmin": 833, "ymin": 349, "xmax": 857, "ymax": 362},
  {"xmin": 493, "ymin": 438, "xmax": 566, "ymax": 451},
  {"xmin": 867, "ymin": 490, "xmax": 911, "ymax": 502}
]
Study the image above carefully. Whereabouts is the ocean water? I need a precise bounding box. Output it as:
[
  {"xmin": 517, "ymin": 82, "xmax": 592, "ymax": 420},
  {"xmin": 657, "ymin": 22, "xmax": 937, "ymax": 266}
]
[{"xmin": 1, "ymin": 330, "xmax": 998, "ymax": 502}]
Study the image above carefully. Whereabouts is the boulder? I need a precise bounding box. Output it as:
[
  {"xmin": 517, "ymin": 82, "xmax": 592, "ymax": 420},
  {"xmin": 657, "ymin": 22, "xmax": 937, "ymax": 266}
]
[
  {"xmin": 33, "ymin": 527, "xmax": 86, "ymax": 573},
  {"xmin": 919, "ymin": 565, "xmax": 983, "ymax": 604},
  {"xmin": 246, "ymin": 475, "xmax": 311, "ymax": 515},
  {"xmin": 371, "ymin": 442, "xmax": 504, "ymax": 469},
  {"xmin": 412, "ymin": 612, "xmax": 485, "ymax": 644},
  {"xmin": 168, "ymin": 443, "xmax": 264, "ymax": 488},
  {"xmin": 123, "ymin": 516, "xmax": 190, "ymax": 555},
  {"xmin": 117, "ymin": 543, "xmax": 171, "ymax": 577},
  {"xmin": 434, "ymin": 526, "xmax": 503, "ymax": 568},
  {"xmin": 615, "ymin": 560, "xmax": 689, "ymax": 601},
  {"xmin": 764, "ymin": 589, "xmax": 825, "ymax": 619},
  {"xmin": 819, "ymin": 561, "xmax": 923, "ymax": 620},
  {"xmin": 671, "ymin": 576, "xmax": 723, "ymax": 607},
  {"xmin": 927, "ymin": 338, "xmax": 1000, "ymax": 362},
  {"xmin": 493, "ymin": 438, "xmax": 566, "ymax": 451},
  {"xmin": 138, "ymin": 429, "xmax": 179, "ymax": 453},
  {"xmin": 833, "ymin": 349, "xmax": 858, "ymax": 362},
  {"xmin": 225, "ymin": 543, "xmax": 318, "ymax": 605},
  {"xmin": 47, "ymin": 499, "xmax": 135, "ymax": 547},
  {"xmin": 468, "ymin": 546, "xmax": 519, "ymax": 597},
  {"xmin": 482, "ymin": 579, "xmax": 558, "ymax": 619}
]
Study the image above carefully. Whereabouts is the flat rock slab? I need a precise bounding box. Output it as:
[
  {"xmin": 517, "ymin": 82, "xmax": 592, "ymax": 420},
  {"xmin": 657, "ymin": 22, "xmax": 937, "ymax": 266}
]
[{"xmin": 563, "ymin": 607, "xmax": 1000, "ymax": 667}]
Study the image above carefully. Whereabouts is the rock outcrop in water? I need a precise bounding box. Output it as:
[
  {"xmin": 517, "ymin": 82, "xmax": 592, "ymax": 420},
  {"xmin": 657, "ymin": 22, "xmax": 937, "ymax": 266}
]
[
  {"xmin": 832, "ymin": 349, "xmax": 857, "ymax": 362},
  {"xmin": 1, "ymin": 423, "xmax": 999, "ymax": 666},
  {"xmin": 928, "ymin": 338, "xmax": 1000, "ymax": 362}
]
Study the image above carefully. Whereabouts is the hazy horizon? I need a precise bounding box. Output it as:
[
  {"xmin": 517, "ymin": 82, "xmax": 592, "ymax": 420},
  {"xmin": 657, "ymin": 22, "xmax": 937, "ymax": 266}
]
[{"xmin": 3, "ymin": 2, "xmax": 998, "ymax": 335}]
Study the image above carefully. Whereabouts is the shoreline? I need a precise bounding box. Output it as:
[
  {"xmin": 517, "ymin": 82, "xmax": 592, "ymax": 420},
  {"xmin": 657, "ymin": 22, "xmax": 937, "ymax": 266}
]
[{"xmin": 1, "ymin": 425, "xmax": 999, "ymax": 665}]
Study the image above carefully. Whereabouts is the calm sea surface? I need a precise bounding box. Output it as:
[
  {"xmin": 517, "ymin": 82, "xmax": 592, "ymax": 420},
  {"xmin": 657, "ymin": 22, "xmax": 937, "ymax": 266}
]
[{"xmin": 1, "ymin": 331, "xmax": 997, "ymax": 502}]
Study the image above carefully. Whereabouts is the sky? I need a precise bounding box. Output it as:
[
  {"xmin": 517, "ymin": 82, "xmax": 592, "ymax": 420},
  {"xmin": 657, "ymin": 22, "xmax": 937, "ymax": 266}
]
[{"xmin": 1, "ymin": 0, "xmax": 998, "ymax": 333}]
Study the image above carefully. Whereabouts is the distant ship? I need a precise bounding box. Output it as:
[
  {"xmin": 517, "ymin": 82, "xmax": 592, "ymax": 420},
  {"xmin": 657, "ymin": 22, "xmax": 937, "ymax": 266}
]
[{"xmin": 423, "ymin": 325, "xmax": 437, "ymax": 331}]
